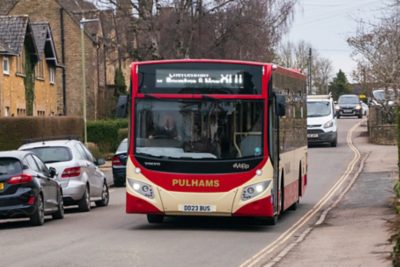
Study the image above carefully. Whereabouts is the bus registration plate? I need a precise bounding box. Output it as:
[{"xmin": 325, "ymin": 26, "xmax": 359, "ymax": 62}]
[{"xmin": 178, "ymin": 204, "xmax": 216, "ymax": 213}]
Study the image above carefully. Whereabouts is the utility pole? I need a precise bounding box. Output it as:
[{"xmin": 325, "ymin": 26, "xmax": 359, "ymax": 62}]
[{"xmin": 308, "ymin": 48, "xmax": 312, "ymax": 95}]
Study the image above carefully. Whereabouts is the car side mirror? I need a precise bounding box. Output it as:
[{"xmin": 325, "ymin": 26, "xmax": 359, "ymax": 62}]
[
  {"xmin": 334, "ymin": 101, "xmax": 337, "ymax": 104},
  {"xmin": 276, "ymin": 94, "xmax": 286, "ymax": 117},
  {"xmin": 48, "ymin": 167, "xmax": 57, "ymax": 178},
  {"xmin": 96, "ymin": 158, "xmax": 106, "ymax": 166}
]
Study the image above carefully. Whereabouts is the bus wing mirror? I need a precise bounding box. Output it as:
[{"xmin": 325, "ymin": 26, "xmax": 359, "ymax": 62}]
[{"xmin": 276, "ymin": 94, "xmax": 286, "ymax": 117}]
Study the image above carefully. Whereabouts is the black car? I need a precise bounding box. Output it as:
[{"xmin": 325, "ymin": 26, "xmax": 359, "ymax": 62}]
[
  {"xmin": 112, "ymin": 138, "xmax": 128, "ymax": 187},
  {"xmin": 336, "ymin": 94, "xmax": 363, "ymax": 118},
  {"xmin": 0, "ymin": 151, "xmax": 64, "ymax": 226}
]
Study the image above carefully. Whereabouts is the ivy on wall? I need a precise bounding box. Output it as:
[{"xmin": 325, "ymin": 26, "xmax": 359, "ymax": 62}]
[{"xmin": 23, "ymin": 41, "xmax": 35, "ymax": 116}]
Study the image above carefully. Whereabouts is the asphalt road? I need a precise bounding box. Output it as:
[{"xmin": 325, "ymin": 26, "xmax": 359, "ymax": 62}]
[{"xmin": 0, "ymin": 119, "xmax": 360, "ymax": 267}]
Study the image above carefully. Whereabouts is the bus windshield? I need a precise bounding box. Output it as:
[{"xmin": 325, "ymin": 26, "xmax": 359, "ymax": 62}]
[
  {"xmin": 135, "ymin": 99, "xmax": 263, "ymax": 160},
  {"xmin": 307, "ymin": 101, "xmax": 331, "ymax": 117}
]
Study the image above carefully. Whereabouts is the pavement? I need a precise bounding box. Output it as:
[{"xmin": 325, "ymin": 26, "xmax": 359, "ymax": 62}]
[{"xmin": 275, "ymin": 121, "xmax": 398, "ymax": 267}]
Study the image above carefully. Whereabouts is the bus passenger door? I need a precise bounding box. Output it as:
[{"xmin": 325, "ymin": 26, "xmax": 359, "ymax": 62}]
[{"xmin": 269, "ymin": 95, "xmax": 280, "ymax": 215}]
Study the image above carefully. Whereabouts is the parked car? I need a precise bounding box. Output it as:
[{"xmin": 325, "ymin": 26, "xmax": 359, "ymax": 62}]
[
  {"xmin": 19, "ymin": 139, "xmax": 109, "ymax": 212},
  {"xmin": 307, "ymin": 95, "xmax": 338, "ymax": 147},
  {"xmin": 336, "ymin": 94, "xmax": 363, "ymax": 118},
  {"xmin": 0, "ymin": 150, "xmax": 64, "ymax": 226},
  {"xmin": 361, "ymin": 102, "xmax": 369, "ymax": 116},
  {"xmin": 112, "ymin": 138, "xmax": 128, "ymax": 187},
  {"xmin": 371, "ymin": 88, "xmax": 398, "ymax": 106}
]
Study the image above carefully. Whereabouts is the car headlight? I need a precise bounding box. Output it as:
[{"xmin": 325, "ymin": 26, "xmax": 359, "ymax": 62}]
[
  {"xmin": 355, "ymin": 104, "xmax": 361, "ymax": 110},
  {"xmin": 127, "ymin": 179, "xmax": 154, "ymax": 199},
  {"xmin": 323, "ymin": 120, "xmax": 334, "ymax": 128},
  {"xmin": 242, "ymin": 181, "xmax": 270, "ymax": 201},
  {"xmin": 335, "ymin": 105, "xmax": 340, "ymax": 110}
]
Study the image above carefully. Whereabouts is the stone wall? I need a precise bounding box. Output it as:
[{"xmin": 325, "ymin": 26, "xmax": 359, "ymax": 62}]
[{"xmin": 368, "ymin": 106, "xmax": 397, "ymax": 145}]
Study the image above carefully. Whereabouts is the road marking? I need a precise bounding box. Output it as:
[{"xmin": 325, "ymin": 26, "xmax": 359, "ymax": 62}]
[{"xmin": 240, "ymin": 120, "xmax": 364, "ymax": 267}]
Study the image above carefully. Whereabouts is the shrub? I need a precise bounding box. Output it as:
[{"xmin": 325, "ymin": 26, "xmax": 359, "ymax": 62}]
[
  {"xmin": 0, "ymin": 116, "xmax": 83, "ymax": 151},
  {"xmin": 118, "ymin": 128, "xmax": 128, "ymax": 141},
  {"xmin": 87, "ymin": 119, "xmax": 128, "ymax": 153}
]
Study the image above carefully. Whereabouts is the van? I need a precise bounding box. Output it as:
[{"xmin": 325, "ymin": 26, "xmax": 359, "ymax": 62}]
[{"xmin": 307, "ymin": 95, "xmax": 338, "ymax": 147}]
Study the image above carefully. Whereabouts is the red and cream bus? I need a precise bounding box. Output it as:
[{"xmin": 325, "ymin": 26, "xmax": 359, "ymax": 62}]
[{"xmin": 126, "ymin": 59, "xmax": 307, "ymax": 224}]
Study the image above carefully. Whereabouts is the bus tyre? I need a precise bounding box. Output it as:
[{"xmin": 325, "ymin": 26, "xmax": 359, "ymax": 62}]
[
  {"xmin": 262, "ymin": 215, "xmax": 278, "ymax": 226},
  {"xmin": 289, "ymin": 200, "xmax": 299, "ymax": 211},
  {"xmin": 147, "ymin": 214, "xmax": 164, "ymax": 224}
]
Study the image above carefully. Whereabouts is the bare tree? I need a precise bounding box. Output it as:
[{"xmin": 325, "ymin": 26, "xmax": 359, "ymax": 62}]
[
  {"xmin": 275, "ymin": 40, "xmax": 333, "ymax": 94},
  {"xmin": 93, "ymin": 0, "xmax": 297, "ymax": 61}
]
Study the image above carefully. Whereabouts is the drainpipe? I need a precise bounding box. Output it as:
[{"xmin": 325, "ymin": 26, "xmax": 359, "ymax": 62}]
[{"xmin": 60, "ymin": 8, "xmax": 67, "ymax": 115}]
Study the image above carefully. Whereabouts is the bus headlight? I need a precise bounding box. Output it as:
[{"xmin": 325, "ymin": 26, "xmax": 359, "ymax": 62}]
[
  {"xmin": 128, "ymin": 179, "xmax": 154, "ymax": 199},
  {"xmin": 242, "ymin": 181, "xmax": 270, "ymax": 201},
  {"xmin": 323, "ymin": 120, "xmax": 333, "ymax": 128}
]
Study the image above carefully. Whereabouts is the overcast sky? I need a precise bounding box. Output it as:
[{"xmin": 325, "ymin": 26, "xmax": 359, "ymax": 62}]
[{"xmin": 286, "ymin": 0, "xmax": 387, "ymax": 81}]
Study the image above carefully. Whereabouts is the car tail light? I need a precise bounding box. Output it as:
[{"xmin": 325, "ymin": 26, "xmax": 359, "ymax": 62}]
[
  {"xmin": 112, "ymin": 155, "xmax": 123, "ymax": 166},
  {"xmin": 8, "ymin": 174, "xmax": 33, "ymax": 184},
  {"xmin": 61, "ymin": 167, "xmax": 81, "ymax": 178},
  {"xmin": 27, "ymin": 196, "xmax": 35, "ymax": 205}
]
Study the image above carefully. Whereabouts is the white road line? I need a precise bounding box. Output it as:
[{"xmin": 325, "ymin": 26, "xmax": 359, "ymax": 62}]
[{"xmin": 240, "ymin": 120, "xmax": 364, "ymax": 267}]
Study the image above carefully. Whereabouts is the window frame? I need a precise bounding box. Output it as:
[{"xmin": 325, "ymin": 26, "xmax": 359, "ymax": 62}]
[{"xmin": 3, "ymin": 57, "xmax": 10, "ymax": 75}]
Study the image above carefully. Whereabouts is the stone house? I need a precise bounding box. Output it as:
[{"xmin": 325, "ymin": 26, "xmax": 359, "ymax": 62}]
[
  {"xmin": 0, "ymin": 15, "xmax": 59, "ymax": 117},
  {"xmin": 1, "ymin": 0, "xmax": 131, "ymax": 119}
]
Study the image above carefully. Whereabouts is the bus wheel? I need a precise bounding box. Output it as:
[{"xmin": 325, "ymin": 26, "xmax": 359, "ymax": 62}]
[
  {"xmin": 147, "ymin": 214, "xmax": 164, "ymax": 224},
  {"xmin": 262, "ymin": 214, "xmax": 278, "ymax": 225}
]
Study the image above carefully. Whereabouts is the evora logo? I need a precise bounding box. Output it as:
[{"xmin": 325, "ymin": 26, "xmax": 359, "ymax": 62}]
[{"xmin": 172, "ymin": 179, "xmax": 220, "ymax": 188}]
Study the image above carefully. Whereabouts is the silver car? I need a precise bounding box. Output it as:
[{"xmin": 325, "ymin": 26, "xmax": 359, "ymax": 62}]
[{"xmin": 19, "ymin": 139, "xmax": 109, "ymax": 212}]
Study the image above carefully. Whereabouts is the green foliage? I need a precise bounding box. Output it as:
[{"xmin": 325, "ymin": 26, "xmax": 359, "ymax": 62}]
[
  {"xmin": 328, "ymin": 70, "xmax": 351, "ymax": 100},
  {"xmin": 118, "ymin": 128, "xmax": 128, "ymax": 141},
  {"xmin": 87, "ymin": 119, "xmax": 128, "ymax": 153},
  {"xmin": 114, "ymin": 68, "xmax": 127, "ymax": 96},
  {"xmin": 0, "ymin": 117, "xmax": 83, "ymax": 150},
  {"xmin": 24, "ymin": 42, "xmax": 35, "ymax": 115}
]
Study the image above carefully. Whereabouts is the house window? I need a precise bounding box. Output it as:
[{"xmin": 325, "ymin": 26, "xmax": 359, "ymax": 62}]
[
  {"xmin": 4, "ymin": 106, "xmax": 10, "ymax": 116},
  {"xmin": 37, "ymin": 110, "xmax": 45, "ymax": 116},
  {"xmin": 3, "ymin": 57, "xmax": 10, "ymax": 75},
  {"xmin": 17, "ymin": 108, "xmax": 26, "ymax": 116},
  {"xmin": 49, "ymin": 66, "xmax": 55, "ymax": 84},
  {"xmin": 35, "ymin": 58, "xmax": 44, "ymax": 80},
  {"xmin": 16, "ymin": 49, "xmax": 25, "ymax": 75}
]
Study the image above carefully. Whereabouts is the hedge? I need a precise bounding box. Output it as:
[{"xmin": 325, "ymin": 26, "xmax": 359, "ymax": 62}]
[
  {"xmin": 87, "ymin": 119, "xmax": 128, "ymax": 153},
  {"xmin": 0, "ymin": 116, "xmax": 83, "ymax": 151}
]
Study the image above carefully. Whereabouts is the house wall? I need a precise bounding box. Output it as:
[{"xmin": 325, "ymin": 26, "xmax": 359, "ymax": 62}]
[
  {"xmin": 10, "ymin": 0, "xmax": 105, "ymax": 119},
  {"xmin": 34, "ymin": 60, "xmax": 57, "ymax": 116},
  {"xmin": 0, "ymin": 56, "xmax": 26, "ymax": 116}
]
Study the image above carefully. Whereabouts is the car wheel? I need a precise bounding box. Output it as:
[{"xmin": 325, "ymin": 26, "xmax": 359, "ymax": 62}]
[
  {"xmin": 95, "ymin": 182, "xmax": 110, "ymax": 207},
  {"xmin": 331, "ymin": 137, "xmax": 337, "ymax": 147},
  {"xmin": 30, "ymin": 194, "xmax": 45, "ymax": 226},
  {"xmin": 113, "ymin": 179, "xmax": 125, "ymax": 187},
  {"xmin": 78, "ymin": 186, "xmax": 91, "ymax": 212},
  {"xmin": 52, "ymin": 190, "xmax": 64, "ymax": 220},
  {"xmin": 358, "ymin": 114, "xmax": 363, "ymax": 119},
  {"xmin": 147, "ymin": 214, "xmax": 164, "ymax": 223}
]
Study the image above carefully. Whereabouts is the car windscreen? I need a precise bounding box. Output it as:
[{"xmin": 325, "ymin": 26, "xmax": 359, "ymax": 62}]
[
  {"xmin": 0, "ymin": 158, "xmax": 22, "ymax": 176},
  {"xmin": 25, "ymin": 147, "xmax": 72, "ymax": 164},
  {"xmin": 307, "ymin": 101, "xmax": 331, "ymax": 117},
  {"xmin": 338, "ymin": 96, "xmax": 359, "ymax": 104},
  {"xmin": 116, "ymin": 139, "xmax": 128, "ymax": 154}
]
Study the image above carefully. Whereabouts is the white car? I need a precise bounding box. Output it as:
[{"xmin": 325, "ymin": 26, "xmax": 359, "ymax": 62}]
[
  {"xmin": 307, "ymin": 95, "xmax": 338, "ymax": 147},
  {"xmin": 19, "ymin": 139, "xmax": 109, "ymax": 212},
  {"xmin": 361, "ymin": 102, "xmax": 369, "ymax": 116}
]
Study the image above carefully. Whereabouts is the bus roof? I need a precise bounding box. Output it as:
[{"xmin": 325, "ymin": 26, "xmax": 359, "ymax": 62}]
[{"xmin": 307, "ymin": 94, "xmax": 332, "ymax": 100}]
